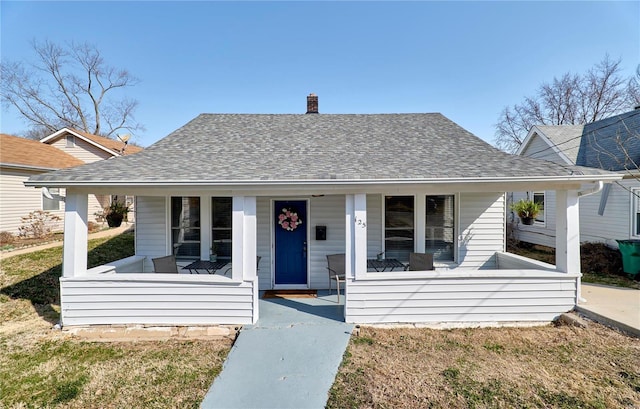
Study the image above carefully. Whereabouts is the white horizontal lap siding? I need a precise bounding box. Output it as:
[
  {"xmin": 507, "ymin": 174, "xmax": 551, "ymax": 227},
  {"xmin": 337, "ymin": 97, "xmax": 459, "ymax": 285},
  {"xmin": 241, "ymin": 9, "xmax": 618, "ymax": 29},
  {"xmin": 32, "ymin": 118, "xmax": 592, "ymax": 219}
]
[
  {"xmin": 458, "ymin": 192, "xmax": 505, "ymax": 269},
  {"xmin": 135, "ymin": 196, "xmax": 167, "ymax": 272},
  {"xmin": 0, "ymin": 168, "xmax": 64, "ymax": 234},
  {"xmin": 580, "ymin": 179, "xmax": 635, "ymax": 246},
  {"xmin": 256, "ymin": 197, "xmax": 272, "ymax": 290},
  {"xmin": 308, "ymin": 195, "xmax": 347, "ymax": 289},
  {"xmin": 511, "ymin": 191, "xmax": 556, "ymax": 248},
  {"xmin": 345, "ymin": 275, "xmax": 577, "ymax": 324},
  {"xmin": 49, "ymin": 137, "xmax": 112, "ymax": 163},
  {"xmin": 522, "ymin": 135, "xmax": 566, "ymax": 163},
  {"xmin": 60, "ymin": 278, "xmax": 254, "ymax": 325}
]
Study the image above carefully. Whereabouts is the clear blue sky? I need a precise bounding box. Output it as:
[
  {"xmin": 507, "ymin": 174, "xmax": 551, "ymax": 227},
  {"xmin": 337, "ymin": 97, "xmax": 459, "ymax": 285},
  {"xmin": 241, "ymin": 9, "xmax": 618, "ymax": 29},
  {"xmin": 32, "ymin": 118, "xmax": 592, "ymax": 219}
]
[{"xmin": 1, "ymin": 1, "xmax": 638, "ymax": 147}]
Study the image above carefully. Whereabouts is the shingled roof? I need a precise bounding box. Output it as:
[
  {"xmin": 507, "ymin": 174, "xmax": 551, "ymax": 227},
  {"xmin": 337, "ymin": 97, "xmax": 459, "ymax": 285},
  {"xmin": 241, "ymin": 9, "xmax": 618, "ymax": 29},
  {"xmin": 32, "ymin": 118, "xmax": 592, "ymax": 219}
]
[
  {"xmin": 576, "ymin": 109, "xmax": 640, "ymax": 171},
  {"xmin": 533, "ymin": 125, "xmax": 584, "ymax": 164},
  {"xmin": 27, "ymin": 113, "xmax": 616, "ymax": 186},
  {"xmin": 0, "ymin": 133, "xmax": 84, "ymax": 170},
  {"xmin": 41, "ymin": 127, "xmax": 143, "ymax": 156}
]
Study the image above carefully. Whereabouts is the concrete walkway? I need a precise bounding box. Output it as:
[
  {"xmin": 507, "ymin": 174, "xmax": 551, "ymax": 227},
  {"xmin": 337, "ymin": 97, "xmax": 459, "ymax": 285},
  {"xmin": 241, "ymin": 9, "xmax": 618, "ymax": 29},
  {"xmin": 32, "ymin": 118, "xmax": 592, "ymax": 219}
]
[
  {"xmin": 200, "ymin": 292, "xmax": 353, "ymax": 409},
  {"xmin": 578, "ymin": 283, "xmax": 640, "ymax": 337},
  {"xmin": 0, "ymin": 224, "xmax": 133, "ymax": 259}
]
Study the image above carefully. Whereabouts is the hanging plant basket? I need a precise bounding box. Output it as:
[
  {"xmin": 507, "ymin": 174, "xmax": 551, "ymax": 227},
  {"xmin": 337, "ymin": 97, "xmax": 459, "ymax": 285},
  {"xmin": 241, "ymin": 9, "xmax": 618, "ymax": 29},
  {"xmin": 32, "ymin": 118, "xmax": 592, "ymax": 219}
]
[
  {"xmin": 106, "ymin": 213, "xmax": 124, "ymax": 228},
  {"xmin": 278, "ymin": 207, "xmax": 303, "ymax": 231},
  {"xmin": 520, "ymin": 217, "xmax": 535, "ymax": 225}
]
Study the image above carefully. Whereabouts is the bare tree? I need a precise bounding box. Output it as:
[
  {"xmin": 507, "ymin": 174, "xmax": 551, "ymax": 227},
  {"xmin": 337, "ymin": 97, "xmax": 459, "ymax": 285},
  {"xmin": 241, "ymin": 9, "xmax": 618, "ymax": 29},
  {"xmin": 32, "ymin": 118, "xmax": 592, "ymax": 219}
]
[
  {"xmin": 494, "ymin": 56, "xmax": 637, "ymax": 152},
  {"xmin": 1, "ymin": 40, "xmax": 143, "ymax": 139}
]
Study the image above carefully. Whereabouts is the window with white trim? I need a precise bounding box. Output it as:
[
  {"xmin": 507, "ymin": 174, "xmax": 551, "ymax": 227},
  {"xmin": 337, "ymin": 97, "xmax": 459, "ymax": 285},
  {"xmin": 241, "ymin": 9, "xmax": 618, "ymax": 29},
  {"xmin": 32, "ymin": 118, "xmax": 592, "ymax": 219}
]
[
  {"xmin": 211, "ymin": 197, "xmax": 232, "ymax": 260},
  {"xmin": 426, "ymin": 195, "xmax": 455, "ymax": 261},
  {"xmin": 533, "ymin": 191, "xmax": 545, "ymax": 224},
  {"xmin": 385, "ymin": 196, "xmax": 414, "ymax": 262},
  {"xmin": 66, "ymin": 135, "xmax": 75, "ymax": 147},
  {"xmin": 171, "ymin": 197, "xmax": 200, "ymax": 260}
]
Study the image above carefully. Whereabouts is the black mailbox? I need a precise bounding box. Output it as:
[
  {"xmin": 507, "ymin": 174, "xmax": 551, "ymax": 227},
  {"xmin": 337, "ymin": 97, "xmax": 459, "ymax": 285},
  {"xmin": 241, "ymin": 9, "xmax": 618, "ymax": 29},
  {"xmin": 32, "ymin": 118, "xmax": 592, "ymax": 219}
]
[{"xmin": 315, "ymin": 225, "xmax": 327, "ymax": 240}]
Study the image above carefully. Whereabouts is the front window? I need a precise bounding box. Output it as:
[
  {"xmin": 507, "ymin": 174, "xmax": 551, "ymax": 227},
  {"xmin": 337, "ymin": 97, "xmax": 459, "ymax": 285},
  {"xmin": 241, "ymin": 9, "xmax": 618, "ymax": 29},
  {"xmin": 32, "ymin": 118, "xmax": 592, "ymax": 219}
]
[
  {"xmin": 171, "ymin": 197, "xmax": 200, "ymax": 260},
  {"xmin": 211, "ymin": 197, "xmax": 232, "ymax": 261},
  {"xmin": 533, "ymin": 192, "xmax": 545, "ymax": 224},
  {"xmin": 426, "ymin": 195, "xmax": 455, "ymax": 261},
  {"xmin": 385, "ymin": 196, "xmax": 414, "ymax": 262}
]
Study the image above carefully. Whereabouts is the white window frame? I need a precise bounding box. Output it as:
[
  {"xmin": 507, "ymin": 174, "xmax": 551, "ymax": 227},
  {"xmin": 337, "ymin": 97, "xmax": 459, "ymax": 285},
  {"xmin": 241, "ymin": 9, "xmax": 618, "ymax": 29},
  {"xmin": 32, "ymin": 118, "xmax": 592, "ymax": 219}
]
[
  {"xmin": 531, "ymin": 191, "xmax": 546, "ymax": 226},
  {"xmin": 632, "ymin": 188, "xmax": 640, "ymax": 237},
  {"xmin": 66, "ymin": 135, "xmax": 75, "ymax": 147}
]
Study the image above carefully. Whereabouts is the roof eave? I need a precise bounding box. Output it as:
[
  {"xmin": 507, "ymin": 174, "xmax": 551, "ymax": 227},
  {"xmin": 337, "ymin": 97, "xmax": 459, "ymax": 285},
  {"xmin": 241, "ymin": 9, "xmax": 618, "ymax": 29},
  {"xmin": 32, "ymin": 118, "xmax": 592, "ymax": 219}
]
[{"xmin": 24, "ymin": 174, "xmax": 623, "ymax": 189}]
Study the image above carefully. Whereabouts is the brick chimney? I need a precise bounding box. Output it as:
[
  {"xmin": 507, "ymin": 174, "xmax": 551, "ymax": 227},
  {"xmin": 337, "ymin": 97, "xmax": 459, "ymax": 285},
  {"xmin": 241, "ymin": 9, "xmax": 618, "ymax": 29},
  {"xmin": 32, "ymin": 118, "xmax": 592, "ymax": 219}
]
[{"xmin": 306, "ymin": 93, "xmax": 319, "ymax": 114}]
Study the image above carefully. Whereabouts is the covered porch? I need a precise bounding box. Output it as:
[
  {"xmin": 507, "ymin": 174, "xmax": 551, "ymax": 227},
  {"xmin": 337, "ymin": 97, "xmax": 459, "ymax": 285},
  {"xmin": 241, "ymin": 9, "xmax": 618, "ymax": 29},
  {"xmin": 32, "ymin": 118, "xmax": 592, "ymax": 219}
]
[{"xmin": 57, "ymin": 182, "xmax": 585, "ymax": 327}]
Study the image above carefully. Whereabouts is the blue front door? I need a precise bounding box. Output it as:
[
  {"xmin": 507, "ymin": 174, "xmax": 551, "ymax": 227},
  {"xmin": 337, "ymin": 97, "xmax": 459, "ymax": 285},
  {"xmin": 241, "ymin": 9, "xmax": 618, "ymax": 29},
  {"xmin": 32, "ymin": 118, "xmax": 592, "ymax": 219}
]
[{"xmin": 274, "ymin": 200, "xmax": 308, "ymax": 286}]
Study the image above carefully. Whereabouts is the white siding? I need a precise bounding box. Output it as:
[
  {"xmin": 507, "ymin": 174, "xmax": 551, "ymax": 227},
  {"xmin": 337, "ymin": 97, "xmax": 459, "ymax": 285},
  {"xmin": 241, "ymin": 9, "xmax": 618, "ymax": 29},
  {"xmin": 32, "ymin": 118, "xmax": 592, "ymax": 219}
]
[
  {"xmin": 458, "ymin": 192, "xmax": 505, "ymax": 269},
  {"xmin": 345, "ymin": 271, "xmax": 577, "ymax": 324},
  {"xmin": 0, "ymin": 168, "xmax": 65, "ymax": 234},
  {"xmin": 579, "ymin": 179, "xmax": 636, "ymax": 246},
  {"xmin": 136, "ymin": 196, "xmax": 167, "ymax": 272},
  {"xmin": 60, "ymin": 275, "xmax": 255, "ymax": 326},
  {"xmin": 511, "ymin": 190, "xmax": 557, "ymax": 248},
  {"xmin": 514, "ymin": 179, "xmax": 637, "ymax": 248},
  {"xmin": 49, "ymin": 137, "xmax": 112, "ymax": 163},
  {"xmin": 520, "ymin": 134, "xmax": 566, "ymax": 163}
]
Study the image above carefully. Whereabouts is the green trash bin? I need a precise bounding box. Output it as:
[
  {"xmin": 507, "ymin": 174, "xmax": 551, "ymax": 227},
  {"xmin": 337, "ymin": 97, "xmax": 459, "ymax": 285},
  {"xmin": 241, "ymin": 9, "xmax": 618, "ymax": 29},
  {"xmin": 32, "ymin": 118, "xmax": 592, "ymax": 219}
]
[{"xmin": 616, "ymin": 240, "xmax": 640, "ymax": 277}]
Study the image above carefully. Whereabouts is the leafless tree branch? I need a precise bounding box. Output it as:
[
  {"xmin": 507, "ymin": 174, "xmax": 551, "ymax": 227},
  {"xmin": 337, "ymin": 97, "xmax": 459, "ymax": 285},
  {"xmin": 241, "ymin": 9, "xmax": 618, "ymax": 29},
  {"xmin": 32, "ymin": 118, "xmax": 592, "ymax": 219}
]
[{"xmin": 1, "ymin": 40, "xmax": 142, "ymax": 139}]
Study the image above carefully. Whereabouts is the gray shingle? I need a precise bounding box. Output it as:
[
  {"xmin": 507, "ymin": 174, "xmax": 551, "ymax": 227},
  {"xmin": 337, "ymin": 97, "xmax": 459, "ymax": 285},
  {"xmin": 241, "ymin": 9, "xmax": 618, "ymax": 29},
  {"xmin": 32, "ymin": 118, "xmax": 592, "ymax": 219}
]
[{"xmin": 28, "ymin": 113, "xmax": 613, "ymax": 185}]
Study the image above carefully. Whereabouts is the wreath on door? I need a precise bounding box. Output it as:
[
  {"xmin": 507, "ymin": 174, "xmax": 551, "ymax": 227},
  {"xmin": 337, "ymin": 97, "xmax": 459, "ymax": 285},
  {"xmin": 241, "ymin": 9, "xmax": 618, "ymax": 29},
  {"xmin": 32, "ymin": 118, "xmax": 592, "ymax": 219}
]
[{"xmin": 278, "ymin": 207, "xmax": 303, "ymax": 231}]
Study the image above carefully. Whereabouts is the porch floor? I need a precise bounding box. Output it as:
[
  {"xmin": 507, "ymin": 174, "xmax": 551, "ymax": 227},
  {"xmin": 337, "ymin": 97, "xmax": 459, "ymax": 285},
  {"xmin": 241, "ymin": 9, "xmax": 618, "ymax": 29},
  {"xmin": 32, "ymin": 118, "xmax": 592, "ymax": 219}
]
[{"xmin": 200, "ymin": 291, "xmax": 353, "ymax": 409}]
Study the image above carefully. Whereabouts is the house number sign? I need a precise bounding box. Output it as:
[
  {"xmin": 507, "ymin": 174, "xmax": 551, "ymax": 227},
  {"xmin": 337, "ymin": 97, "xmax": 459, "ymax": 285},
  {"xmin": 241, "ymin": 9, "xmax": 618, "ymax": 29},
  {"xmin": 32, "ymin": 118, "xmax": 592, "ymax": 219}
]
[{"xmin": 354, "ymin": 216, "xmax": 366, "ymax": 228}]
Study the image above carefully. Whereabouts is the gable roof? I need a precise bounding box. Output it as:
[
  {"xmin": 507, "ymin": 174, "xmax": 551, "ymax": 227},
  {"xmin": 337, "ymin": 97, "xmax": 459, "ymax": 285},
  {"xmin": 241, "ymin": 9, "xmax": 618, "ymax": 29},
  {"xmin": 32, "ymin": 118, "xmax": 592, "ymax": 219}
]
[
  {"xmin": 576, "ymin": 109, "xmax": 640, "ymax": 171},
  {"xmin": 40, "ymin": 128, "xmax": 143, "ymax": 156},
  {"xmin": 520, "ymin": 125, "xmax": 584, "ymax": 164},
  {"xmin": 26, "ymin": 113, "xmax": 618, "ymax": 188},
  {"xmin": 0, "ymin": 133, "xmax": 84, "ymax": 171}
]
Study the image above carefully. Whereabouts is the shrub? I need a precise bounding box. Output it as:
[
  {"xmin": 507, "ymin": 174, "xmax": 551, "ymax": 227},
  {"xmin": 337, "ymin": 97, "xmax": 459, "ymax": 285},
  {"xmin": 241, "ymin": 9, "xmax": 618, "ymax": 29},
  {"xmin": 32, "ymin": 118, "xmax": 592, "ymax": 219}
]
[
  {"xmin": 18, "ymin": 210, "xmax": 61, "ymax": 239},
  {"xmin": 0, "ymin": 231, "xmax": 15, "ymax": 245},
  {"xmin": 581, "ymin": 242, "xmax": 624, "ymax": 277}
]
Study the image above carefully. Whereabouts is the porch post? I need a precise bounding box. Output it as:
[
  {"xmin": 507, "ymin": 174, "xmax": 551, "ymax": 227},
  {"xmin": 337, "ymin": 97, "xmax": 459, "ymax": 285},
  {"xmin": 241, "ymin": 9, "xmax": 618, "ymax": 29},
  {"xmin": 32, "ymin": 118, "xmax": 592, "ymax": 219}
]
[
  {"xmin": 200, "ymin": 196, "xmax": 211, "ymax": 261},
  {"xmin": 555, "ymin": 189, "xmax": 580, "ymax": 274},
  {"xmin": 346, "ymin": 194, "xmax": 367, "ymax": 280},
  {"xmin": 63, "ymin": 189, "xmax": 88, "ymax": 277},
  {"xmin": 231, "ymin": 196, "xmax": 257, "ymax": 282}
]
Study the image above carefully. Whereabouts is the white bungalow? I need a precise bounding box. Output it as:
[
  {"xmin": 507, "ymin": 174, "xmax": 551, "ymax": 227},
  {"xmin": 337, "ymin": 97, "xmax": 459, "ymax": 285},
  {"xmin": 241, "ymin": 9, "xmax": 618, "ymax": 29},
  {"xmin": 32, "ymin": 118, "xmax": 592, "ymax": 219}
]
[{"xmin": 25, "ymin": 95, "xmax": 622, "ymax": 327}]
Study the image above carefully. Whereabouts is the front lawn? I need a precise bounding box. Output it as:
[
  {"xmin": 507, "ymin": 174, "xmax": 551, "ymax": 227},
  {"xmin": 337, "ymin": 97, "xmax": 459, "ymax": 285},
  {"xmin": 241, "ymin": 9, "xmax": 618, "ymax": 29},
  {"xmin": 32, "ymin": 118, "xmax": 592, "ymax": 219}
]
[
  {"xmin": 328, "ymin": 324, "xmax": 640, "ymax": 408},
  {"xmin": 0, "ymin": 233, "xmax": 232, "ymax": 408}
]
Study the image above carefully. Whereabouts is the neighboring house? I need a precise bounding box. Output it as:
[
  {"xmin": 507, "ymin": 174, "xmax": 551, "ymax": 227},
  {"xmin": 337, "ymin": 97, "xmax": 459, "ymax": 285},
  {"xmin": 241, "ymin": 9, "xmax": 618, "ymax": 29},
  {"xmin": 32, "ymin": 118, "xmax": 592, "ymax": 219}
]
[
  {"xmin": 0, "ymin": 128, "xmax": 142, "ymax": 235},
  {"xmin": 513, "ymin": 108, "xmax": 640, "ymax": 248},
  {"xmin": 0, "ymin": 134, "xmax": 83, "ymax": 234},
  {"xmin": 25, "ymin": 95, "xmax": 621, "ymax": 327},
  {"xmin": 40, "ymin": 128, "xmax": 143, "ymax": 223}
]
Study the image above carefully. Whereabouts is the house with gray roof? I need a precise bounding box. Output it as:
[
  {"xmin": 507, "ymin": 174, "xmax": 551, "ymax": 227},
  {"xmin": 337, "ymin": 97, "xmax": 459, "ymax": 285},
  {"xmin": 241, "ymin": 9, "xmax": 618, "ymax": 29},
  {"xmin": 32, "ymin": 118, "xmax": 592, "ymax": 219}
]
[
  {"xmin": 25, "ymin": 94, "xmax": 621, "ymax": 328},
  {"xmin": 514, "ymin": 108, "xmax": 640, "ymax": 248}
]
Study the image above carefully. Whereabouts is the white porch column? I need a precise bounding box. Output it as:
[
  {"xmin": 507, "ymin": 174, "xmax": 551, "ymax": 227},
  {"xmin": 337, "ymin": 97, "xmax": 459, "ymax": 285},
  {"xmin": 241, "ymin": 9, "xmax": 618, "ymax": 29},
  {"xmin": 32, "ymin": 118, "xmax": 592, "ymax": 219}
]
[
  {"xmin": 232, "ymin": 196, "xmax": 257, "ymax": 282},
  {"xmin": 63, "ymin": 190, "xmax": 88, "ymax": 278},
  {"xmin": 200, "ymin": 196, "xmax": 211, "ymax": 260},
  {"xmin": 346, "ymin": 194, "xmax": 367, "ymax": 280},
  {"xmin": 555, "ymin": 189, "xmax": 581, "ymax": 274}
]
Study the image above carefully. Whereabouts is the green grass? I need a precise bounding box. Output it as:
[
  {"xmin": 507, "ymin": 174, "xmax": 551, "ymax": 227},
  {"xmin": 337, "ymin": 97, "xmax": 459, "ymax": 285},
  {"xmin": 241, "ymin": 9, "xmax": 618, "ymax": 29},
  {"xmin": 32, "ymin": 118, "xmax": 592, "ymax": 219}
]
[{"xmin": 0, "ymin": 232, "xmax": 232, "ymax": 408}]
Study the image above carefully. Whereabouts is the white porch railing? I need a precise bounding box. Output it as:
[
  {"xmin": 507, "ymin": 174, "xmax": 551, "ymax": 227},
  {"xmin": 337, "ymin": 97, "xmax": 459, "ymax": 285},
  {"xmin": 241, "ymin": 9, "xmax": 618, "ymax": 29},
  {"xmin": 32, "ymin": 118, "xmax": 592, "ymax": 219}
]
[{"xmin": 345, "ymin": 252, "xmax": 578, "ymax": 325}]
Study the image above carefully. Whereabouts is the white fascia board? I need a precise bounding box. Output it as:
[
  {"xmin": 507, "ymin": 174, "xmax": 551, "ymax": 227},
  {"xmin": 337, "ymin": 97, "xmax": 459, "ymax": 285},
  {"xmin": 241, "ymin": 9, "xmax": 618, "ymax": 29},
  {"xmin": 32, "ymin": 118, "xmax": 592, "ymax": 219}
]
[
  {"xmin": 24, "ymin": 174, "xmax": 624, "ymax": 191},
  {"xmin": 41, "ymin": 128, "xmax": 121, "ymax": 157},
  {"xmin": 1, "ymin": 163, "xmax": 59, "ymax": 172},
  {"xmin": 517, "ymin": 126, "xmax": 574, "ymax": 165}
]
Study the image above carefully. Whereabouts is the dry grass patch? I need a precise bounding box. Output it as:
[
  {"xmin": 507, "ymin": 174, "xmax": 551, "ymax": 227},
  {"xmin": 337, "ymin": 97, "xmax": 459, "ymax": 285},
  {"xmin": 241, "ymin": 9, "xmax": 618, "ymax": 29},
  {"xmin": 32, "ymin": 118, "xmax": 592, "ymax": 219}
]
[
  {"xmin": 1, "ymin": 233, "xmax": 233, "ymax": 408},
  {"xmin": 0, "ymin": 329, "xmax": 232, "ymax": 408},
  {"xmin": 328, "ymin": 322, "xmax": 640, "ymax": 408}
]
